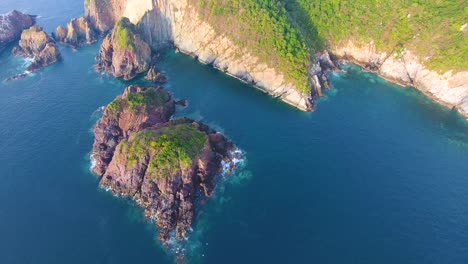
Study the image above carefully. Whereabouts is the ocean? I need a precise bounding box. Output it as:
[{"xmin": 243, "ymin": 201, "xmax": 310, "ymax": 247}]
[{"xmin": 0, "ymin": 1, "xmax": 467, "ymax": 263}]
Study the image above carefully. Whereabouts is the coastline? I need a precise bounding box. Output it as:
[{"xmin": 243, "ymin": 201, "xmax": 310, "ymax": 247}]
[
  {"xmin": 330, "ymin": 41, "xmax": 468, "ymax": 119},
  {"xmin": 175, "ymin": 46, "xmax": 311, "ymax": 111}
]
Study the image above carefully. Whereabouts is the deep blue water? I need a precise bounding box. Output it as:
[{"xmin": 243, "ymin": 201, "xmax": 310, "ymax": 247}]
[{"xmin": 1, "ymin": 1, "xmax": 468, "ymax": 264}]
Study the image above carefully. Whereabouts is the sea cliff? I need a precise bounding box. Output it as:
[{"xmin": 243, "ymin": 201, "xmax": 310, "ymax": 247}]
[
  {"xmin": 85, "ymin": 0, "xmax": 314, "ymax": 111},
  {"xmin": 332, "ymin": 41, "xmax": 468, "ymax": 117}
]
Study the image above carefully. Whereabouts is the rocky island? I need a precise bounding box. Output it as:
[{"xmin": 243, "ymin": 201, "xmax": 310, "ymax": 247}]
[
  {"xmin": 0, "ymin": 10, "xmax": 35, "ymax": 51},
  {"xmin": 12, "ymin": 26, "xmax": 61, "ymax": 72},
  {"xmin": 92, "ymin": 85, "xmax": 240, "ymax": 243}
]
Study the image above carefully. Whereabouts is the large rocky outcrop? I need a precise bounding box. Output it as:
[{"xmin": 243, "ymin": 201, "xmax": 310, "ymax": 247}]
[
  {"xmin": 13, "ymin": 26, "xmax": 61, "ymax": 72},
  {"xmin": 92, "ymin": 85, "xmax": 239, "ymax": 244},
  {"xmin": 0, "ymin": 10, "xmax": 35, "ymax": 51},
  {"xmin": 53, "ymin": 17, "xmax": 97, "ymax": 47},
  {"xmin": 332, "ymin": 41, "xmax": 468, "ymax": 117},
  {"xmin": 95, "ymin": 17, "xmax": 151, "ymax": 80},
  {"xmin": 85, "ymin": 0, "xmax": 313, "ymax": 111}
]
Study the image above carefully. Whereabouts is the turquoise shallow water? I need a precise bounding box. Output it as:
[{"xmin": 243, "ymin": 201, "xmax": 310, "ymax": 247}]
[{"xmin": 1, "ymin": 1, "xmax": 468, "ymax": 263}]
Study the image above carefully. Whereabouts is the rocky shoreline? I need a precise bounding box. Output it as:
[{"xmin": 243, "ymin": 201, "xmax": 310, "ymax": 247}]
[
  {"xmin": 331, "ymin": 40, "xmax": 468, "ymax": 118},
  {"xmin": 92, "ymin": 85, "xmax": 241, "ymax": 245}
]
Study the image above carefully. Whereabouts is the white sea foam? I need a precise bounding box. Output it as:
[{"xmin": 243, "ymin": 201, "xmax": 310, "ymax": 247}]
[{"xmin": 89, "ymin": 153, "xmax": 97, "ymax": 172}]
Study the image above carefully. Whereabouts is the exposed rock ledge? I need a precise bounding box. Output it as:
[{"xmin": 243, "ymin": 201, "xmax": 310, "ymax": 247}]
[
  {"xmin": 332, "ymin": 41, "xmax": 468, "ymax": 118},
  {"xmin": 0, "ymin": 10, "xmax": 35, "ymax": 51},
  {"xmin": 92, "ymin": 85, "xmax": 240, "ymax": 244}
]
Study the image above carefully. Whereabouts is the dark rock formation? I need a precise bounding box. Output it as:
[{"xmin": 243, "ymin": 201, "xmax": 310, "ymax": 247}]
[
  {"xmin": 53, "ymin": 17, "xmax": 97, "ymax": 47},
  {"xmin": 145, "ymin": 66, "xmax": 168, "ymax": 83},
  {"xmin": 0, "ymin": 10, "xmax": 35, "ymax": 51},
  {"xmin": 92, "ymin": 85, "xmax": 239, "ymax": 244},
  {"xmin": 13, "ymin": 26, "xmax": 61, "ymax": 72},
  {"xmin": 95, "ymin": 17, "xmax": 151, "ymax": 80},
  {"xmin": 309, "ymin": 51, "xmax": 339, "ymax": 98},
  {"xmin": 3, "ymin": 72, "xmax": 28, "ymax": 82}
]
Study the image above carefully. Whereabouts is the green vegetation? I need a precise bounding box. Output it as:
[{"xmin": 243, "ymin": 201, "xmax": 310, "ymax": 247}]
[
  {"xmin": 114, "ymin": 18, "xmax": 137, "ymax": 51},
  {"xmin": 191, "ymin": 0, "xmax": 311, "ymax": 93},
  {"xmin": 117, "ymin": 123, "xmax": 208, "ymax": 180},
  {"xmin": 107, "ymin": 88, "xmax": 169, "ymax": 115},
  {"xmin": 283, "ymin": 0, "xmax": 467, "ymax": 72},
  {"xmin": 190, "ymin": 0, "xmax": 466, "ymax": 83}
]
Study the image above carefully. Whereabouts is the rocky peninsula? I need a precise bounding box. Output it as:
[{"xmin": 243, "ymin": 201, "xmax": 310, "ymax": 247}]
[
  {"xmin": 13, "ymin": 26, "xmax": 61, "ymax": 72},
  {"xmin": 92, "ymin": 85, "xmax": 240, "ymax": 243},
  {"xmin": 0, "ymin": 10, "xmax": 35, "ymax": 51}
]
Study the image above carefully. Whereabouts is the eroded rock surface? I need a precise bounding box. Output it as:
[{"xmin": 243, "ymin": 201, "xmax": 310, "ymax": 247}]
[
  {"xmin": 92, "ymin": 85, "xmax": 239, "ymax": 244},
  {"xmin": 13, "ymin": 26, "xmax": 60, "ymax": 72}
]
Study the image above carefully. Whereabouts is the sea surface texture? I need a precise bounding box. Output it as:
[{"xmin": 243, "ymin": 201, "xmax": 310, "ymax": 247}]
[{"xmin": 0, "ymin": 1, "xmax": 467, "ymax": 263}]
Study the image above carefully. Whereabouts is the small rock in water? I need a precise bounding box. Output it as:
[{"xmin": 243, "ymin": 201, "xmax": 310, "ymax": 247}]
[
  {"xmin": 145, "ymin": 66, "xmax": 168, "ymax": 83},
  {"xmin": 4, "ymin": 72, "xmax": 28, "ymax": 82}
]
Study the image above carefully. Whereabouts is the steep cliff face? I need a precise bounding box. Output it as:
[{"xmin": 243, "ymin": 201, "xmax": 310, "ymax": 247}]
[
  {"xmin": 93, "ymin": 85, "xmax": 240, "ymax": 244},
  {"xmin": 85, "ymin": 0, "xmax": 313, "ymax": 111},
  {"xmin": 332, "ymin": 41, "xmax": 468, "ymax": 117}
]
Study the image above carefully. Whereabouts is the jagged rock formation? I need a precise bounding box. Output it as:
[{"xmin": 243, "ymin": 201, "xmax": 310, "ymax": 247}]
[
  {"xmin": 95, "ymin": 17, "xmax": 151, "ymax": 80},
  {"xmin": 145, "ymin": 66, "xmax": 167, "ymax": 82},
  {"xmin": 85, "ymin": 0, "xmax": 314, "ymax": 111},
  {"xmin": 0, "ymin": 10, "xmax": 35, "ymax": 51},
  {"xmin": 92, "ymin": 85, "xmax": 239, "ymax": 243},
  {"xmin": 13, "ymin": 26, "xmax": 61, "ymax": 72},
  {"xmin": 332, "ymin": 41, "xmax": 468, "ymax": 117},
  {"xmin": 53, "ymin": 17, "xmax": 97, "ymax": 47}
]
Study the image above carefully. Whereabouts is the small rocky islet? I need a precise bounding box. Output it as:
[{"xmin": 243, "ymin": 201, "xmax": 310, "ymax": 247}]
[
  {"xmin": 92, "ymin": 85, "xmax": 241, "ymax": 244},
  {"xmin": 12, "ymin": 25, "xmax": 61, "ymax": 72}
]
